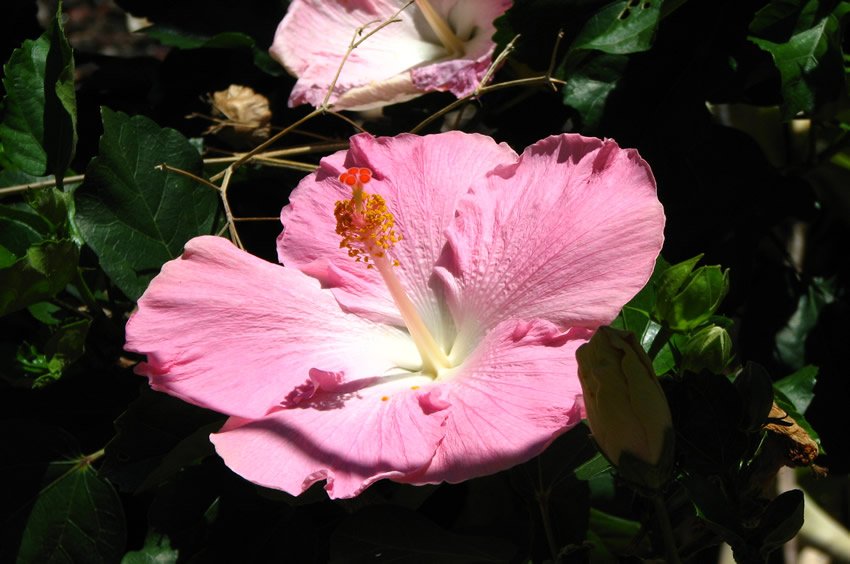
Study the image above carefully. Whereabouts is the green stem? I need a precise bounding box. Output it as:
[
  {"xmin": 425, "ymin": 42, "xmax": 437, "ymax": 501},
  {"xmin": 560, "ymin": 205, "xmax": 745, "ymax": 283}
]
[
  {"xmin": 651, "ymin": 493, "xmax": 682, "ymax": 564},
  {"xmin": 537, "ymin": 461, "xmax": 559, "ymax": 561},
  {"xmin": 73, "ymin": 268, "xmax": 101, "ymax": 316}
]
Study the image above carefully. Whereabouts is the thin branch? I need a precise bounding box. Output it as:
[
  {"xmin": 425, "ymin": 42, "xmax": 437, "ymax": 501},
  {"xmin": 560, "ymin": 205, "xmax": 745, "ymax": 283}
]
[
  {"xmin": 156, "ymin": 163, "xmax": 221, "ymax": 192},
  {"xmin": 0, "ymin": 174, "xmax": 85, "ymax": 197},
  {"xmin": 475, "ymin": 34, "xmax": 520, "ymax": 96},
  {"xmin": 320, "ymin": 1, "xmax": 415, "ymax": 110},
  {"xmin": 251, "ymin": 157, "xmax": 318, "ymax": 172},
  {"xmin": 218, "ymin": 167, "xmax": 243, "ymax": 249},
  {"xmin": 410, "ymin": 75, "xmax": 564, "ymax": 134},
  {"xmin": 546, "ymin": 30, "xmax": 566, "ymax": 90},
  {"xmin": 233, "ymin": 217, "xmax": 281, "ymax": 222},
  {"xmin": 412, "ymin": 31, "xmax": 569, "ymax": 134}
]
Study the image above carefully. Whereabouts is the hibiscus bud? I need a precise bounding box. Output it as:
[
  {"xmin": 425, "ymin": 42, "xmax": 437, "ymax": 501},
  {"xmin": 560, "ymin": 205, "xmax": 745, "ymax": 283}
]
[
  {"xmin": 208, "ymin": 84, "xmax": 272, "ymax": 145},
  {"xmin": 654, "ymin": 255, "xmax": 729, "ymax": 331},
  {"xmin": 681, "ymin": 325, "xmax": 733, "ymax": 374},
  {"xmin": 577, "ymin": 327, "xmax": 674, "ymax": 488}
]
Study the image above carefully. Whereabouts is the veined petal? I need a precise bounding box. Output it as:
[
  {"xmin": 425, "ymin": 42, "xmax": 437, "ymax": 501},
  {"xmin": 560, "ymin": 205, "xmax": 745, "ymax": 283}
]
[
  {"xmin": 279, "ymin": 132, "xmax": 518, "ymax": 348},
  {"xmin": 126, "ymin": 236, "xmax": 419, "ymax": 420},
  {"xmin": 411, "ymin": 0, "xmax": 512, "ymax": 96},
  {"xmin": 403, "ymin": 319, "xmax": 589, "ymax": 484},
  {"xmin": 210, "ymin": 375, "xmax": 449, "ymax": 499},
  {"xmin": 437, "ymin": 134, "xmax": 665, "ymax": 341}
]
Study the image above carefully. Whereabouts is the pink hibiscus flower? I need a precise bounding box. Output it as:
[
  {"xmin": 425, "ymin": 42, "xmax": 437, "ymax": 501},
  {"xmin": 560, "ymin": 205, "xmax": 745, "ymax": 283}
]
[
  {"xmin": 271, "ymin": 0, "xmax": 512, "ymax": 110},
  {"xmin": 125, "ymin": 132, "xmax": 665, "ymax": 499}
]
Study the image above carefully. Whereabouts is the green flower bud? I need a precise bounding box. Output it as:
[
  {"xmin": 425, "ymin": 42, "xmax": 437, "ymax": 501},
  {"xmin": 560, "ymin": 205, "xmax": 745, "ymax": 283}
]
[
  {"xmin": 681, "ymin": 325, "xmax": 733, "ymax": 374},
  {"xmin": 654, "ymin": 255, "xmax": 729, "ymax": 331},
  {"xmin": 577, "ymin": 327, "xmax": 674, "ymax": 474}
]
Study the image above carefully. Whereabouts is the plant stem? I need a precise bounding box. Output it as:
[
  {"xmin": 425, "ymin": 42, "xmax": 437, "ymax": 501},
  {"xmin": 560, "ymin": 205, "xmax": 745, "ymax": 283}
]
[
  {"xmin": 537, "ymin": 461, "xmax": 559, "ymax": 561},
  {"xmin": 651, "ymin": 493, "xmax": 682, "ymax": 564}
]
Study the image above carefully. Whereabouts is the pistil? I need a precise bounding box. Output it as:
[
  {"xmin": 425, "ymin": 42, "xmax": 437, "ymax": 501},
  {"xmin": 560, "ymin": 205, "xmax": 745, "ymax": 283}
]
[
  {"xmin": 415, "ymin": 0, "xmax": 465, "ymax": 57},
  {"xmin": 335, "ymin": 167, "xmax": 451, "ymax": 376}
]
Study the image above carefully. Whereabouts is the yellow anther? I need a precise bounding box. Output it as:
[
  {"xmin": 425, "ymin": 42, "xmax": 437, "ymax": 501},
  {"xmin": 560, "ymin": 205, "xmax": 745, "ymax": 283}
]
[{"xmin": 335, "ymin": 168, "xmax": 402, "ymax": 267}]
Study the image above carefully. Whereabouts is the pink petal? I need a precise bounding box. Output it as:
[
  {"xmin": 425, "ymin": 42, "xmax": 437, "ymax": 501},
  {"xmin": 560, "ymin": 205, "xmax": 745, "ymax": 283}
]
[
  {"xmin": 271, "ymin": 0, "xmax": 510, "ymax": 109},
  {"xmin": 278, "ymin": 132, "xmax": 518, "ymax": 347},
  {"xmin": 436, "ymin": 134, "xmax": 665, "ymax": 342},
  {"xmin": 125, "ymin": 236, "xmax": 419, "ymax": 419},
  {"xmin": 410, "ymin": 0, "xmax": 512, "ymax": 97},
  {"xmin": 210, "ymin": 375, "xmax": 449, "ymax": 499},
  {"xmin": 403, "ymin": 319, "xmax": 589, "ymax": 484}
]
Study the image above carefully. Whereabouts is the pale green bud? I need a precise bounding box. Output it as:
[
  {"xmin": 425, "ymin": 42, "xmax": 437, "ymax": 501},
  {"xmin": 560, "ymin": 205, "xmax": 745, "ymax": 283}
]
[
  {"xmin": 681, "ymin": 325, "xmax": 733, "ymax": 374},
  {"xmin": 576, "ymin": 327, "xmax": 673, "ymax": 470}
]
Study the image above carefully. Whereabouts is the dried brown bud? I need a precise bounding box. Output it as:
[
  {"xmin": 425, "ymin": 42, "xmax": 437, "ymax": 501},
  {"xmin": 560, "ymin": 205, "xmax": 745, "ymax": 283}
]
[
  {"xmin": 207, "ymin": 85, "xmax": 272, "ymax": 144},
  {"xmin": 763, "ymin": 403, "xmax": 821, "ymax": 469}
]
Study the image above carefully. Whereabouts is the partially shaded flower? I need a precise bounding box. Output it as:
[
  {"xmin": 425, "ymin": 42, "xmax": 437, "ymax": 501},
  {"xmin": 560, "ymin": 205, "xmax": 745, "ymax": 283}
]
[
  {"xmin": 271, "ymin": 0, "xmax": 512, "ymax": 110},
  {"xmin": 125, "ymin": 132, "xmax": 665, "ymax": 498}
]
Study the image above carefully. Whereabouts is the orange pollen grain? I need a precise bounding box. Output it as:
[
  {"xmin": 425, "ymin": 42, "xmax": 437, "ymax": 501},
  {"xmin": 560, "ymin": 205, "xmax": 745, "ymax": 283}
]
[
  {"xmin": 381, "ymin": 396, "xmax": 389, "ymax": 401},
  {"xmin": 411, "ymin": 386, "xmax": 420, "ymax": 390}
]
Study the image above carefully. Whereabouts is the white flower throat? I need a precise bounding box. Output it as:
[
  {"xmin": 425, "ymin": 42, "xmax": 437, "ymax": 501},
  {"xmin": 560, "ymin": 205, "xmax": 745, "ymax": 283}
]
[{"xmin": 335, "ymin": 167, "xmax": 452, "ymax": 377}]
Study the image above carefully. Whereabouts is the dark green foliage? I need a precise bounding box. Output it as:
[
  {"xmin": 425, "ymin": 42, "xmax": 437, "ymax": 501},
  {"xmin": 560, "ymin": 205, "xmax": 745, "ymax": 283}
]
[
  {"xmin": 3, "ymin": 0, "xmax": 847, "ymax": 561},
  {"xmin": 75, "ymin": 108, "xmax": 218, "ymax": 300}
]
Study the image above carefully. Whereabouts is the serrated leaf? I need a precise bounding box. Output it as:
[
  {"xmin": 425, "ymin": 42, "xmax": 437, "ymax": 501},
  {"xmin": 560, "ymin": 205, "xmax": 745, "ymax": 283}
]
[
  {"xmin": 16, "ymin": 464, "xmax": 126, "ymax": 564},
  {"xmin": 0, "ymin": 239, "xmax": 78, "ymax": 317},
  {"xmin": 75, "ymin": 108, "xmax": 219, "ymax": 300},
  {"xmin": 750, "ymin": 3, "xmax": 847, "ymax": 119},
  {"xmin": 0, "ymin": 3, "xmax": 76, "ymax": 180},
  {"xmin": 572, "ymin": 0, "xmax": 662, "ymax": 55},
  {"xmin": 329, "ymin": 505, "xmax": 515, "ymax": 563},
  {"xmin": 0, "ymin": 423, "xmax": 126, "ymax": 564}
]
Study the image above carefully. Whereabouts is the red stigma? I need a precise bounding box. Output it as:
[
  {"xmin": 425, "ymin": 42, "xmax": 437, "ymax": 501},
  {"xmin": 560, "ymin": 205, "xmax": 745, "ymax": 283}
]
[{"xmin": 339, "ymin": 167, "xmax": 372, "ymax": 187}]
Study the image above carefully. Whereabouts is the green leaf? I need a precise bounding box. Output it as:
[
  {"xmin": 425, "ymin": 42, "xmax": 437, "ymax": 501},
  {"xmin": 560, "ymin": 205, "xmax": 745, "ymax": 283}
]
[
  {"xmin": 773, "ymin": 387, "xmax": 822, "ymax": 449},
  {"xmin": 143, "ymin": 25, "xmax": 283, "ymax": 76},
  {"xmin": 734, "ymin": 362, "xmax": 775, "ymax": 432},
  {"xmin": 122, "ymin": 532, "xmax": 179, "ymax": 564},
  {"xmin": 0, "ymin": 204, "xmax": 52, "ymax": 256},
  {"xmin": 774, "ymin": 365, "xmax": 818, "ymax": 413},
  {"xmin": 75, "ymin": 108, "xmax": 219, "ymax": 300},
  {"xmin": 775, "ymin": 277, "xmax": 836, "ymax": 369},
  {"xmin": 561, "ymin": 52, "xmax": 629, "ymax": 132},
  {"xmin": 0, "ymin": 239, "xmax": 78, "ymax": 317},
  {"xmin": 750, "ymin": 2, "xmax": 848, "ymax": 119},
  {"xmin": 572, "ymin": 0, "xmax": 662, "ymax": 55},
  {"xmin": 654, "ymin": 256, "xmax": 729, "ymax": 332},
  {"xmin": 757, "ymin": 489, "xmax": 804, "ymax": 559},
  {"xmin": 329, "ymin": 505, "xmax": 515, "ymax": 563},
  {"xmin": 587, "ymin": 508, "xmax": 643, "ymax": 557},
  {"xmin": 101, "ymin": 387, "xmax": 222, "ymax": 492},
  {"xmin": 0, "ymin": 3, "xmax": 76, "ymax": 181},
  {"xmin": 0, "ymin": 423, "xmax": 126, "ymax": 564}
]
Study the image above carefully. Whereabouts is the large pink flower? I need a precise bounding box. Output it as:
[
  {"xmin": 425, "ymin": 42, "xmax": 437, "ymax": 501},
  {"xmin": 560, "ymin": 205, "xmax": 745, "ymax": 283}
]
[
  {"xmin": 125, "ymin": 132, "xmax": 665, "ymax": 499},
  {"xmin": 271, "ymin": 0, "xmax": 512, "ymax": 110}
]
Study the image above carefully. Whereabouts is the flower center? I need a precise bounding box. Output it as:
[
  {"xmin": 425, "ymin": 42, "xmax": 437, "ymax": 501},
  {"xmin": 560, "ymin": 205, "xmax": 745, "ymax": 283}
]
[
  {"xmin": 415, "ymin": 0, "xmax": 465, "ymax": 57},
  {"xmin": 335, "ymin": 167, "xmax": 451, "ymax": 377}
]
